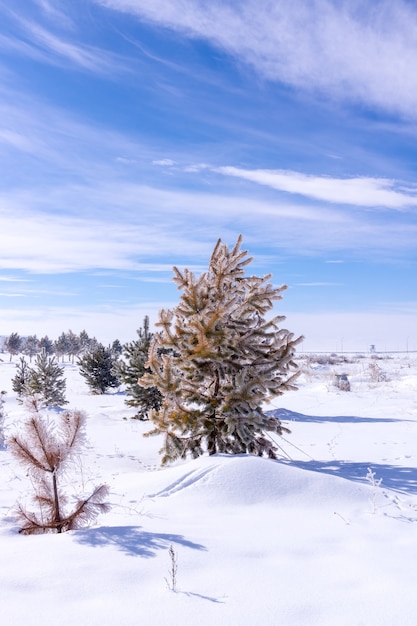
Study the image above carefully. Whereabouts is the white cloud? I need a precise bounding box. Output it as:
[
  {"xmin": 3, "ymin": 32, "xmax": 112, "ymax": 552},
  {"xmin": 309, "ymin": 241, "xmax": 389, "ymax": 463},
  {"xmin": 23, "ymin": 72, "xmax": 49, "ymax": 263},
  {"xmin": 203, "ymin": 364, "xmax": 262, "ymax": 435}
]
[
  {"xmin": 152, "ymin": 159, "xmax": 176, "ymax": 166},
  {"xmin": 183, "ymin": 163, "xmax": 209, "ymax": 172},
  {"xmin": 0, "ymin": 86, "xmax": 415, "ymax": 270},
  {"xmin": 0, "ymin": 205, "xmax": 180, "ymax": 274},
  {"xmin": 0, "ymin": 276, "xmax": 30, "ymax": 282},
  {"xmin": 1, "ymin": 177, "xmax": 415, "ymax": 277},
  {"xmin": 215, "ymin": 166, "xmax": 417, "ymax": 209},
  {"xmin": 94, "ymin": 0, "xmax": 417, "ymax": 120}
]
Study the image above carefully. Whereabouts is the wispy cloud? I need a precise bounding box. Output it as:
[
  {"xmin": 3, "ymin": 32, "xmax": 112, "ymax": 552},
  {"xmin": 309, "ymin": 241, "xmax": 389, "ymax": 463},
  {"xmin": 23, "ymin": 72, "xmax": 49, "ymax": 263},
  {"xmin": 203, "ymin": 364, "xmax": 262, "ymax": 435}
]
[
  {"xmin": 94, "ymin": 0, "xmax": 417, "ymax": 120},
  {"xmin": 0, "ymin": 128, "xmax": 36, "ymax": 153},
  {"xmin": 152, "ymin": 159, "xmax": 176, "ymax": 166},
  {"xmin": 0, "ymin": 88, "xmax": 415, "ymax": 270},
  {"xmin": 0, "ymin": 83, "xmax": 158, "ymax": 181},
  {"xmin": 32, "ymin": 0, "xmax": 74, "ymax": 27},
  {"xmin": 1, "ymin": 177, "xmax": 416, "ymax": 278},
  {"xmin": 0, "ymin": 205, "xmax": 178, "ymax": 274},
  {"xmin": 214, "ymin": 166, "xmax": 417, "ymax": 209},
  {"xmin": 0, "ymin": 5, "xmax": 129, "ymax": 75},
  {"xmin": 0, "ymin": 276, "xmax": 30, "ymax": 283}
]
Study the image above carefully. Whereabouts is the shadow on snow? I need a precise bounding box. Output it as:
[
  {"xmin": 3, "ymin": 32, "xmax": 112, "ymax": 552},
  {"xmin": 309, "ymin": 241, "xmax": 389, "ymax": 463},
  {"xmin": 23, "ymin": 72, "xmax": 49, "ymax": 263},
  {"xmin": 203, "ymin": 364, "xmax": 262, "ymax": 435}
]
[
  {"xmin": 74, "ymin": 525, "xmax": 206, "ymax": 557},
  {"xmin": 269, "ymin": 408, "xmax": 410, "ymax": 424},
  {"xmin": 267, "ymin": 409, "xmax": 417, "ymax": 494},
  {"xmin": 285, "ymin": 459, "xmax": 417, "ymax": 495}
]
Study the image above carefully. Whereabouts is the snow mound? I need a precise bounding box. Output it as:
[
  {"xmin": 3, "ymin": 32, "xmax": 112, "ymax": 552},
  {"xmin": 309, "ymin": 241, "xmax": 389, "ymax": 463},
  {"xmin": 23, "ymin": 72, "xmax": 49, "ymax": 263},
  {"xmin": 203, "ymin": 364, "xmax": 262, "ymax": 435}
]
[{"xmin": 144, "ymin": 454, "xmax": 364, "ymax": 507}]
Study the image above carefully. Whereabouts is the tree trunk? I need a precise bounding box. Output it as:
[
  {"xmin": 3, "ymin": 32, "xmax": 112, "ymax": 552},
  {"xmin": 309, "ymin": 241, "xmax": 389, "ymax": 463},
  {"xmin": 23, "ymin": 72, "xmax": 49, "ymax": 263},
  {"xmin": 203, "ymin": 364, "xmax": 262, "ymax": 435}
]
[{"xmin": 52, "ymin": 470, "xmax": 62, "ymax": 533}]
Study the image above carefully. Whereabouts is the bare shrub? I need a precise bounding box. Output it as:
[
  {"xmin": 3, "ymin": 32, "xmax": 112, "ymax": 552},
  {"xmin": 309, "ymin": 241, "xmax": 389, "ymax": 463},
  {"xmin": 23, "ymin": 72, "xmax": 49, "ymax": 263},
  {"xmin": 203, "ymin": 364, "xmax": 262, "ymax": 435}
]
[
  {"xmin": 305, "ymin": 353, "xmax": 354, "ymax": 366},
  {"xmin": 368, "ymin": 362, "xmax": 389, "ymax": 383},
  {"xmin": 370, "ymin": 353, "xmax": 392, "ymax": 361}
]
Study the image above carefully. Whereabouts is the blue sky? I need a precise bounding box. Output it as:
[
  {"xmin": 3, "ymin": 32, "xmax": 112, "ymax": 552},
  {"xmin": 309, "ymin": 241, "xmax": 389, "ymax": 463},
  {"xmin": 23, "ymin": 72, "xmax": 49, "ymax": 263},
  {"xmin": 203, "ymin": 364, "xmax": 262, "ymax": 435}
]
[{"xmin": 1, "ymin": 0, "xmax": 417, "ymax": 352}]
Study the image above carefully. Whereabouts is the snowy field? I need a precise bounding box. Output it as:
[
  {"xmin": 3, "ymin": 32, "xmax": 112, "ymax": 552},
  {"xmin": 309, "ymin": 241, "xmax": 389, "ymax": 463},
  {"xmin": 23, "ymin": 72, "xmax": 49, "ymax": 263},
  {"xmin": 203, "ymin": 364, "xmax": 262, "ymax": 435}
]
[{"xmin": 1, "ymin": 352, "xmax": 417, "ymax": 626}]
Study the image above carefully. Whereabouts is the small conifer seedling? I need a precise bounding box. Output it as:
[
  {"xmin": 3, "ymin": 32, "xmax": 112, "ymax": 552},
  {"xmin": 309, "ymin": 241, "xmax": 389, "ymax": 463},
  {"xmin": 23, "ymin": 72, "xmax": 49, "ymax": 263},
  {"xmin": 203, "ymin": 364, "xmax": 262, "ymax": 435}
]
[
  {"xmin": 25, "ymin": 351, "xmax": 68, "ymax": 407},
  {"xmin": 78, "ymin": 344, "xmax": 120, "ymax": 394},
  {"xmin": 8, "ymin": 401, "xmax": 110, "ymax": 534}
]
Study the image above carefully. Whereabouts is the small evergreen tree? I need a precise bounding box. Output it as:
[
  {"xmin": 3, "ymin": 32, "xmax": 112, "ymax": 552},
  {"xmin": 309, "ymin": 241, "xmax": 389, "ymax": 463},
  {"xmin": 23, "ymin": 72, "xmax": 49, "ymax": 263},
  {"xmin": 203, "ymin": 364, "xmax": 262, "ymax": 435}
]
[
  {"xmin": 113, "ymin": 316, "xmax": 163, "ymax": 419},
  {"xmin": 66, "ymin": 330, "xmax": 81, "ymax": 364},
  {"xmin": 86, "ymin": 336, "xmax": 100, "ymax": 352},
  {"xmin": 12, "ymin": 357, "xmax": 31, "ymax": 401},
  {"xmin": 54, "ymin": 332, "xmax": 71, "ymax": 362},
  {"xmin": 4, "ymin": 332, "xmax": 22, "ymax": 362},
  {"xmin": 78, "ymin": 330, "xmax": 93, "ymax": 355},
  {"xmin": 22, "ymin": 335, "xmax": 40, "ymax": 362},
  {"xmin": 140, "ymin": 235, "xmax": 303, "ymax": 464},
  {"xmin": 25, "ymin": 351, "xmax": 68, "ymax": 407},
  {"xmin": 39, "ymin": 335, "xmax": 55, "ymax": 356},
  {"xmin": 110, "ymin": 339, "xmax": 123, "ymax": 357},
  {"xmin": 78, "ymin": 344, "xmax": 120, "ymax": 394},
  {"xmin": 7, "ymin": 402, "xmax": 110, "ymax": 534}
]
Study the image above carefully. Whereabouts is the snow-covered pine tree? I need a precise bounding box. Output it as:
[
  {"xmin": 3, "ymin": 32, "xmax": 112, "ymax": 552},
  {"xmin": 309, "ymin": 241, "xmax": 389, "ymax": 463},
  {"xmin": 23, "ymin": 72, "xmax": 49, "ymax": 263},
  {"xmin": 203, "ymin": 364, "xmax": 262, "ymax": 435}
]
[
  {"xmin": 4, "ymin": 332, "xmax": 22, "ymax": 362},
  {"xmin": 78, "ymin": 343, "xmax": 120, "ymax": 394},
  {"xmin": 78, "ymin": 329, "xmax": 94, "ymax": 355},
  {"xmin": 66, "ymin": 330, "xmax": 81, "ymax": 364},
  {"xmin": 110, "ymin": 339, "xmax": 123, "ymax": 357},
  {"xmin": 12, "ymin": 357, "xmax": 31, "ymax": 401},
  {"xmin": 54, "ymin": 332, "xmax": 71, "ymax": 362},
  {"xmin": 25, "ymin": 350, "xmax": 68, "ymax": 407},
  {"xmin": 39, "ymin": 335, "xmax": 55, "ymax": 356},
  {"xmin": 22, "ymin": 335, "xmax": 40, "ymax": 362},
  {"xmin": 7, "ymin": 403, "xmax": 110, "ymax": 534},
  {"xmin": 140, "ymin": 235, "xmax": 303, "ymax": 464},
  {"xmin": 113, "ymin": 316, "xmax": 163, "ymax": 419}
]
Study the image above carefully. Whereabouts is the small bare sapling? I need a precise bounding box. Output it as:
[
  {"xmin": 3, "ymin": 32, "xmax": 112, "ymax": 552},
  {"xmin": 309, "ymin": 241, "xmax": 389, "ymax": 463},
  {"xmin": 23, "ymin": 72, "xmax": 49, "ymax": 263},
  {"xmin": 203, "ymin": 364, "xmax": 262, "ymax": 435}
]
[{"xmin": 8, "ymin": 401, "xmax": 110, "ymax": 534}]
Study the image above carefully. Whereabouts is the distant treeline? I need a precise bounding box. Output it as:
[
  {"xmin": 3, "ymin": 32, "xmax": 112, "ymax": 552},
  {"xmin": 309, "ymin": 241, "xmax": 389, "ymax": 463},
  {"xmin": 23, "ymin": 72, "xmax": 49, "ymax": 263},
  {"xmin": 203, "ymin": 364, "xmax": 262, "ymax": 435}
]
[{"xmin": 0, "ymin": 330, "xmax": 122, "ymax": 363}]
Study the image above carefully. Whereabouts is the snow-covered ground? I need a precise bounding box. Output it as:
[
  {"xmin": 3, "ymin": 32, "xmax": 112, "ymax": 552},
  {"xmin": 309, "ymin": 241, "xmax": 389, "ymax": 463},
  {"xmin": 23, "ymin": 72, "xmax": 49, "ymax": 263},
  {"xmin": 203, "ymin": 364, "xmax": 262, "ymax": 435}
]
[{"xmin": 1, "ymin": 352, "xmax": 417, "ymax": 626}]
